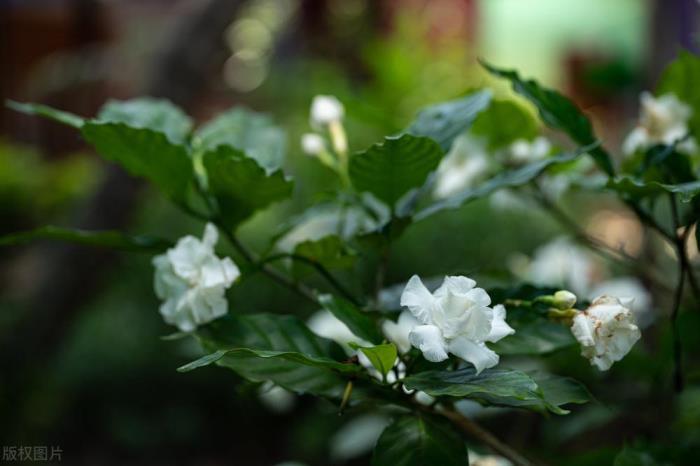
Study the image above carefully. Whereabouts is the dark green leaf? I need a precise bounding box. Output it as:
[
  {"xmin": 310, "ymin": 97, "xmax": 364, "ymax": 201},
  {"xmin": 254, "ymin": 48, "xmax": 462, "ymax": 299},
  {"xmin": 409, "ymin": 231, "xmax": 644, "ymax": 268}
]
[
  {"xmin": 97, "ymin": 98, "xmax": 192, "ymax": 144},
  {"xmin": 318, "ymin": 294, "xmax": 383, "ymax": 344},
  {"xmin": 482, "ymin": 62, "xmax": 614, "ymax": 176},
  {"xmin": 349, "ymin": 134, "xmax": 444, "ymax": 208},
  {"xmin": 657, "ymin": 50, "xmax": 700, "ymax": 140},
  {"xmin": 81, "ymin": 121, "xmax": 194, "ymax": 202},
  {"xmin": 491, "ymin": 320, "xmax": 576, "ymax": 355},
  {"xmin": 416, "ymin": 149, "xmax": 586, "ymax": 220},
  {"xmin": 0, "ymin": 225, "xmax": 171, "ymax": 252},
  {"xmin": 404, "ymin": 367, "xmax": 589, "ymax": 414},
  {"xmin": 614, "ymin": 446, "xmax": 659, "ymax": 466},
  {"xmin": 350, "ymin": 343, "xmax": 398, "ymax": 377},
  {"xmin": 293, "ymin": 235, "xmax": 357, "ymax": 275},
  {"xmin": 530, "ymin": 372, "xmax": 591, "ymax": 413},
  {"xmin": 195, "ymin": 313, "xmax": 351, "ymax": 397},
  {"xmin": 471, "ymin": 99, "xmax": 538, "ymax": 149},
  {"xmin": 196, "ymin": 107, "xmax": 286, "ymax": 171},
  {"xmin": 607, "ymin": 176, "xmax": 700, "ymax": 203},
  {"xmin": 372, "ymin": 415, "xmax": 468, "ymax": 466},
  {"xmin": 406, "ymin": 90, "xmax": 492, "ymax": 152},
  {"xmin": 203, "ymin": 145, "xmax": 293, "ymax": 230},
  {"xmin": 7, "ymin": 100, "xmax": 84, "ymax": 128}
]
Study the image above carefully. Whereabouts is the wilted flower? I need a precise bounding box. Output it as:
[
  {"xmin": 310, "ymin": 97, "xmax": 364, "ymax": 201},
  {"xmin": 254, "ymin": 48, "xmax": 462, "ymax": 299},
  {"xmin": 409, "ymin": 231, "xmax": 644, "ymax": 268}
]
[
  {"xmin": 382, "ymin": 310, "xmax": 420, "ymax": 354},
  {"xmin": 507, "ymin": 136, "xmax": 551, "ymax": 164},
  {"xmin": 588, "ymin": 277, "xmax": 653, "ymax": 327},
  {"xmin": 400, "ymin": 275, "xmax": 514, "ymax": 373},
  {"xmin": 301, "ymin": 133, "xmax": 326, "ymax": 156},
  {"xmin": 152, "ymin": 223, "xmax": 240, "ymax": 332},
  {"xmin": 623, "ymin": 91, "xmax": 697, "ymax": 155},
  {"xmin": 571, "ymin": 295, "xmax": 641, "ymax": 371},
  {"xmin": 310, "ymin": 95, "xmax": 344, "ymax": 127}
]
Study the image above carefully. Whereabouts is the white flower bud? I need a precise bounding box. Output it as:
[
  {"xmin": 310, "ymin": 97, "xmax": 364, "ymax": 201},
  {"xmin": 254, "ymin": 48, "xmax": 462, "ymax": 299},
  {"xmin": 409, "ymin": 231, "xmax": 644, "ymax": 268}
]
[
  {"xmin": 571, "ymin": 295, "xmax": 641, "ymax": 371},
  {"xmin": 310, "ymin": 95, "xmax": 344, "ymax": 127},
  {"xmin": 553, "ymin": 290, "xmax": 577, "ymax": 309},
  {"xmin": 301, "ymin": 133, "xmax": 325, "ymax": 156}
]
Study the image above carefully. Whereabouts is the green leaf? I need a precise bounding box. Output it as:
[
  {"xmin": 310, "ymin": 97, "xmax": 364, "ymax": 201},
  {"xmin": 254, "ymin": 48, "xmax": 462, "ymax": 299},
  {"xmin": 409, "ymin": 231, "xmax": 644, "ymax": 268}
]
[
  {"xmin": 483, "ymin": 62, "xmax": 614, "ymax": 176},
  {"xmin": 406, "ymin": 90, "xmax": 492, "ymax": 152},
  {"xmin": 530, "ymin": 372, "xmax": 591, "ymax": 412},
  {"xmin": 372, "ymin": 415, "xmax": 468, "ymax": 466},
  {"xmin": 491, "ymin": 320, "xmax": 576, "ymax": 355},
  {"xmin": 607, "ymin": 176, "xmax": 700, "ymax": 203},
  {"xmin": 196, "ymin": 107, "xmax": 286, "ymax": 171},
  {"xmin": 349, "ymin": 134, "xmax": 444, "ymax": 208},
  {"xmin": 292, "ymin": 235, "xmax": 357, "ymax": 275},
  {"xmin": 416, "ymin": 148, "xmax": 587, "ymax": 220},
  {"xmin": 318, "ymin": 294, "xmax": 383, "ymax": 344},
  {"xmin": 403, "ymin": 367, "xmax": 589, "ymax": 415},
  {"xmin": 97, "ymin": 98, "xmax": 193, "ymax": 144},
  {"xmin": 471, "ymin": 99, "xmax": 538, "ymax": 150},
  {"xmin": 203, "ymin": 145, "xmax": 293, "ymax": 230},
  {"xmin": 657, "ymin": 50, "xmax": 700, "ymax": 141},
  {"xmin": 0, "ymin": 225, "xmax": 171, "ymax": 252},
  {"xmin": 350, "ymin": 343, "xmax": 398, "ymax": 377},
  {"xmin": 614, "ymin": 446, "xmax": 659, "ymax": 466},
  {"xmin": 7, "ymin": 100, "xmax": 84, "ymax": 128},
  {"xmin": 81, "ymin": 121, "xmax": 194, "ymax": 202},
  {"xmin": 195, "ymin": 313, "xmax": 351, "ymax": 397}
]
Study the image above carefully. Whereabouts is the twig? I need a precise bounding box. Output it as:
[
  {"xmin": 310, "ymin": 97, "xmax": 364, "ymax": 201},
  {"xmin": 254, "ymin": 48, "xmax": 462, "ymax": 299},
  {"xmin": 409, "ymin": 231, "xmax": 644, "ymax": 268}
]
[{"xmin": 669, "ymin": 196, "xmax": 700, "ymax": 301}]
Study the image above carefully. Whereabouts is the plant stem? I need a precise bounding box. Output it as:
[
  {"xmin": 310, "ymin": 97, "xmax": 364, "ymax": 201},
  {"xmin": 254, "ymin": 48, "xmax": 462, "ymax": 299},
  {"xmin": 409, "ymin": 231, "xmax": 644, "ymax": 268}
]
[
  {"xmin": 261, "ymin": 253, "xmax": 361, "ymax": 305},
  {"xmin": 670, "ymin": 248, "xmax": 686, "ymax": 393},
  {"xmin": 669, "ymin": 195, "xmax": 700, "ymax": 301}
]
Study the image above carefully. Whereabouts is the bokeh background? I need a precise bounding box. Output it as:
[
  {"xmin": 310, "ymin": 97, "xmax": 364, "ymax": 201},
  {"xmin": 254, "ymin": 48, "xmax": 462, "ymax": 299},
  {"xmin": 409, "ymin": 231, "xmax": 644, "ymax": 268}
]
[{"xmin": 1, "ymin": 1, "xmax": 699, "ymax": 465}]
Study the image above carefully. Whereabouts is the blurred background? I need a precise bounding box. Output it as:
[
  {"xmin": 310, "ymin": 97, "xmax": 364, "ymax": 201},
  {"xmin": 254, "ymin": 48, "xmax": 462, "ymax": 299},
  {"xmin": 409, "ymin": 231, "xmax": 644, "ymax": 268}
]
[{"xmin": 1, "ymin": 0, "xmax": 699, "ymax": 465}]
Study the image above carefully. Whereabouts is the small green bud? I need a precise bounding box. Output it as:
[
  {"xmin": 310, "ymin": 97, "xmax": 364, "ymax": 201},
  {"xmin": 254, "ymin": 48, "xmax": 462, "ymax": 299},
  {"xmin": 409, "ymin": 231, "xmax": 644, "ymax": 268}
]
[{"xmin": 553, "ymin": 290, "xmax": 577, "ymax": 310}]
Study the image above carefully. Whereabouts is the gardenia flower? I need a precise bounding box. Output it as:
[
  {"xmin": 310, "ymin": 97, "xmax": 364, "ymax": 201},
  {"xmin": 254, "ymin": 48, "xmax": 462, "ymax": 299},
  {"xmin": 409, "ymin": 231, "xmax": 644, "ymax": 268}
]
[
  {"xmin": 507, "ymin": 136, "xmax": 551, "ymax": 165},
  {"xmin": 571, "ymin": 295, "xmax": 641, "ymax": 371},
  {"xmin": 152, "ymin": 223, "xmax": 240, "ymax": 332},
  {"xmin": 301, "ymin": 133, "xmax": 325, "ymax": 156},
  {"xmin": 382, "ymin": 310, "xmax": 420, "ymax": 354},
  {"xmin": 623, "ymin": 91, "xmax": 697, "ymax": 155},
  {"xmin": 588, "ymin": 277, "xmax": 653, "ymax": 327},
  {"xmin": 400, "ymin": 275, "xmax": 515, "ymax": 373},
  {"xmin": 434, "ymin": 135, "xmax": 491, "ymax": 198},
  {"xmin": 310, "ymin": 95, "xmax": 344, "ymax": 127}
]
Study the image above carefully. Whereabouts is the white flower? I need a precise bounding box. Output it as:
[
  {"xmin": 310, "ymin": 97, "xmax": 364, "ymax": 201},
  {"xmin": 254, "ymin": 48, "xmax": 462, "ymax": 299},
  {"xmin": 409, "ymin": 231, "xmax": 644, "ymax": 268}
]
[
  {"xmin": 571, "ymin": 295, "xmax": 641, "ymax": 371},
  {"xmin": 307, "ymin": 310, "xmax": 367, "ymax": 352},
  {"xmin": 588, "ymin": 277, "xmax": 653, "ymax": 327},
  {"xmin": 310, "ymin": 95, "xmax": 344, "ymax": 127},
  {"xmin": 507, "ymin": 136, "xmax": 551, "ymax": 164},
  {"xmin": 258, "ymin": 382, "xmax": 296, "ymax": 413},
  {"xmin": 433, "ymin": 135, "xmax": 491, "ymax": 198},
  {"xmin": 400, "ymin": 275, "xmax": 514, "ymax": 373},
  {"xmin": 382, "ymin": 310, "xmax": 420, "ymax": 354},
  {"xmin": 623, "ymin": 92, "xmax": 697, "ymax": 155},
  {"xmin": 522, "ymin": 237, "xmax": 599, "ymax": 296},
  {"xmin": 470, "ymin": 452, "xmax": 512, "ymax": 466},
  {"xmin": 301, "ymin": 133, "xmax": 325, "ymax": 155},
  {"xmin": 152, "ymin": 223, "xmax": 240, "ymax": 332}
]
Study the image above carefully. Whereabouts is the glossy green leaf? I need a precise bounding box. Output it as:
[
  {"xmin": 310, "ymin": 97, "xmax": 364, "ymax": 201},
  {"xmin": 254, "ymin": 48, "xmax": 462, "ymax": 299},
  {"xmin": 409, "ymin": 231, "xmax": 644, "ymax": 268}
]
[
  {"xmin": 195, "ymin": 313, "xmax": 351, "ymax": 397},
  {"xmin": 404, "ymin": 367, "xmax": 589, "ymax": 414},
  {"xmin": 607, "ymin": 176, "xmax": 700, "ymax": 203},
  {"xmin": 196, "ymin": 107, "xmax": 286, "ymax": 171},
  {"xmin": 203, "ymin": 145, "xmax": 293, "ymax": 230},
  {"xmin": 318, "ymin": 294, "xmax": 383, "ymax": 344},
  {"xmin": 97, "ymin": 98, "xmax": 193, "ymax": 144},
  {"xmin": 293, "ymin": 235, "xmax": 357, "ymax": 274},
  {"xmin": 349, "ymin": 134, "xmax": 444, "ymax": 208},
  {"xmin": 530, "ymin": 372, "xmax": 592, "ymax": 412},
  {"xmin": 350, "ymin": 343, "xmax": 398, "ymax": 377},
  {"xmin": 471, "ymin": 99, "xmax": 538, "ymax": 149},
  {"xmin": 81, "ymin": 122, "xmax": 194, "ymax": 202},
  {"xmin": 0, "ymin": 225, "xmax": 171, "ymax": 252},
  {"xmin": 405, "ymin": 90, "xmax": 492, "ymax": 151},
  {"xmin": 657, "ymin": 50, "xmax": 700, "ymax": 140},
  {"xmin": 372, "ymin": 415, "xmax": 468, "ymax": 466},
  {"xmin": 416, "ymin": 149, "xmax": 585, "ymax": 220},
  {"xmin": 7, "ymin": 100, "xmax": 84, "ymax": 128},
  {"xmin": 483, "ymin": 62, "xmax": 614, "ymax": 176},
  {"xmin": 491, "ymin": 320, "xmax": 576, "ymax": 355}
]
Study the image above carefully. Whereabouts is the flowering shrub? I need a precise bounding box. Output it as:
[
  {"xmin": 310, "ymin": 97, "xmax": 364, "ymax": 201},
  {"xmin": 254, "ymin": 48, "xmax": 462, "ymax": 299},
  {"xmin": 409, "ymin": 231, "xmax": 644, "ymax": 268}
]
[{"xmin": 5, "ymin": 52, "xmax": 700, "ymax": 465}]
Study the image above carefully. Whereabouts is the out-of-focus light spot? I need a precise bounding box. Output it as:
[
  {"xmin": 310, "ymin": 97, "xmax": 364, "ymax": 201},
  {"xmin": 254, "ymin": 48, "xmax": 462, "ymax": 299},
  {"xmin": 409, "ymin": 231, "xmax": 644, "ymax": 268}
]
[
  {"xmin": 329, "ymin": 0, "xmax": 366, "ymax": 19},
  {"xmin": 227, "ymin": 18, "xmax": 273, "ymax": 57},
  {"xmin": 223, "ymin": 55, "xmax": 268, "ymax": 92},
  {"xmin": 586, "ymin": 209, "xmax": 643, "ymax": 256},
  {"xmin": 252, "ymin": 0, "xmax": 298, "ymax": 29}
]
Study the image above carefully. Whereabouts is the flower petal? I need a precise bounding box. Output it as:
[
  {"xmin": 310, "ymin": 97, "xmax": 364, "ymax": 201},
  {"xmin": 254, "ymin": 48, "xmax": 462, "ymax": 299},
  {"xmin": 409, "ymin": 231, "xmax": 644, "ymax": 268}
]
[
  {"xmin": 571, "ymin": 313, "xmax": 595, "ymax": 347},
  {"xmin": 448, "ymin": 337, "xmax": 499, "ymax": 374},
  {"xmin": 202, "ymin": 223, "xmax": 219, "ymax": 249},
  {"xmin": 400, "ymin": 275, "xmax": 436, "ymax": 325},
  {"xmin": 434, "ymin": 275, "xmax": 476, "ymax": 299},
  {"xmin": 486, "ymin": 304, "xmax": 515, "ymax": 342},
  {"xmin": 409, "ymin": 325, "xmax": 449, "ymax": 362}
]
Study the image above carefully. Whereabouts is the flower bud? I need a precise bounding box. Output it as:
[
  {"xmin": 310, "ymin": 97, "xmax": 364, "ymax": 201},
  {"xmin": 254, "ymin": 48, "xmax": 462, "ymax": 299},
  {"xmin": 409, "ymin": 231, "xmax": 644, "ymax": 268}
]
[
  {"xmin": 301, "ymin": 133, "xmax": 325, "ymax": 156},
  {"xmin": 553, "ymin": 290, "xmax": 577, "ymax": 309},
  {"xmin": 310, "ymin": 95, "xmax": 344, "ymax": 127}
]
